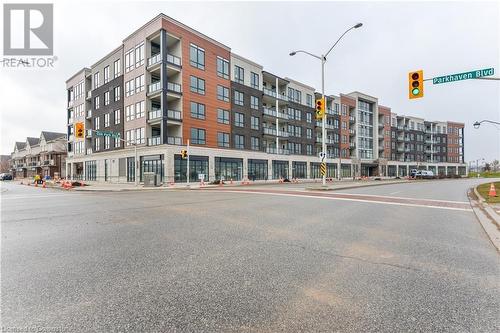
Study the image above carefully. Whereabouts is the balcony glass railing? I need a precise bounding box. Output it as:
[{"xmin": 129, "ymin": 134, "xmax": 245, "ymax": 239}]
[
  {"xmin": 166, "ymin": 54, "xmax": 181, "ymax": 66},
  {"xmin": 148, "ymin": 81, "xmax": 161, "ymax": 94},
  {"xmin": 349, "ymin": 116, "xmax": 355, "ymax": 122},
  {"xmin": 148, "ymin": 136, "xmax": 161, "ymax": 146},
  {"xmin": 148, "ymin": 53, "xmax": 162, "ymax": 67},
  {"xmin": 263, "ymin": 88, "xmax": 276, "ymax": 98},
  {"xmin": 167, "ymin": 136, "xmax": 182, "ymax": 145},
  {"xmin": 167, "ymin": 109, "xmax": 182, "ymax": 120},
  {"xmin": 266, "ymin": 147, "xmax": 290, "ymax": 155},
  {"xmin": 263, "ymin": 127, "xmax": 277, "ymax": 136},
  {"xmin": 263, "ymin": 107, "xmax": 276, "ymax": 117},
  {"xmin": 149, "ymin": 109, "xmax": 162, "ymax": 120},
  {"xmin": 167, "ymin": 82, "xmax": 182, "ymax": 93},
  {"xmin": 277, "ymin": 130, "xmax": 289, "ymax": 138}
]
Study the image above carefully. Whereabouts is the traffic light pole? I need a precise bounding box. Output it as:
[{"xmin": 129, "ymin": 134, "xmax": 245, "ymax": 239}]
[
  {"xmin": 321, "ymin": 57, "xmax": 326, "ymax": 187},
  {"xmin": 186, "ymin": 139, "xmax": 190, "ymax": 185}
]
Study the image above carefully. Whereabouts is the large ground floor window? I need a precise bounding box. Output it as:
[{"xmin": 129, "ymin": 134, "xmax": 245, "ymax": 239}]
[
  {"xmin": 174, "ymin": 155, "xmax": 209, "ymax": 183},
  {"xmin": 272, "ymin": 160, "xmax": 289, "ymax": 179},
  {"xmin": 127, "ymin": 157, "xmax": 135, "ymax": 182},
  {"xmin": 215, "ymin": 157, "xmax": 242, "ymax": 181},
  {"xmin": 140, "ymin": 155, "xmax": 164, "ymax": 182},
  {"xmin": 292, "ymin": 162, "xmax": 307, "ymax": 179},
  {"xmin": 248, "ymin": 159, "xmax": 268, "ymax": 181},
  {"xmin": 85, "ymin": 160, "xmax": 96, "ymax": 181}
]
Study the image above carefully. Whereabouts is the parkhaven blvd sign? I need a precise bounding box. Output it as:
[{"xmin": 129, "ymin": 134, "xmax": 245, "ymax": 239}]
[
  {"xmin": 433, "ymin": 68, "xmax": 494, "ymax": 85},
  {"xmin": 94, "ymin": 130, "xmax": 120, "ymax": 139}
]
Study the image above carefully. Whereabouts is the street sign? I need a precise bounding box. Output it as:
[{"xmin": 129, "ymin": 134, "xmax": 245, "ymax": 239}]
[
  {"xmin": 94, "ymin": 130, "xmax": 120, "ymax": 139},
  {"xmin": 320, "ymin": 162, "xmax": 327, "ymax": 176},
  {"xmin": 319, "ymin": 152, "xmax": 326, "ymax": 161},
  {"xmin": 433, "ymin": 68, "xmax": 494, "ymax": 85}
]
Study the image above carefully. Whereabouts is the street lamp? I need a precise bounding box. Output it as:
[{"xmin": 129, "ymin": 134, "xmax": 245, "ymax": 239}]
[
  {"xmin": 473, "ymin": 120, "xmax": 500, "ymax": 129},
  {"xmin": 290, "ymin": 23, "xmax": 362, "ymax": 186}
]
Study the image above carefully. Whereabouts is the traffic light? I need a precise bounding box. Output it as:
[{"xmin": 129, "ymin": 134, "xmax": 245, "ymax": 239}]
[
  {"xmin": 408, "ymin": 70, "xmax": 424, "ymax": 99},
  {"xmin": 75, "ymin": 122, "xmax": 85, "ymax": 139},
  {"xmin": 315, "ymin": 97, "xmax": 325, "ymax": 120},
  {"xmin": 181, "ymin": 149, "xmax": 188, "ymax": 159}
]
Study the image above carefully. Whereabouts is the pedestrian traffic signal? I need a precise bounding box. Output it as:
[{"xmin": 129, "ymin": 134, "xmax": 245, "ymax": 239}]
[
  {"xmin": 181, "ymin": 149, "xmax": 188, "ymax": 159},
  {"xmin": 409, "ymin": 70, "xmax": 424, "ymax": 99},
  {"xmin": 75, "ymin": 122, "xmax": 85, "ymax": 139},
  {"xmin": 315, "ymin": 97, "xmax": 325, "ymax": 120}
]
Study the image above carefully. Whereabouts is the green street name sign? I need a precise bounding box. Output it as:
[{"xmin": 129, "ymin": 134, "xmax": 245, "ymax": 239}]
[
  {"xmin": 433, "ymin": 68, "xmax": 494, "ymax": 85},
  {"xmin": 95, "ymin": 130, "xmax": 120, "ymax": 139}
]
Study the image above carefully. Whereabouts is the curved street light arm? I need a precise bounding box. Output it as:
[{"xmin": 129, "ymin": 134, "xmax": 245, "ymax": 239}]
[
  {"xmin": 290, "ymin": 50, "xmax": 322, "ymax": 61},
  {"xmin": 324, "ymin": 26, "xmax": 357, "ymax": 59}
]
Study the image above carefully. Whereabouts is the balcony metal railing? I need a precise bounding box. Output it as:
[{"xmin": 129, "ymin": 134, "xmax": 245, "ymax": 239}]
[
  {"xmin": 86, "ymin": 110, "xmax": 92, "ymax": 118},
  {"xmin": 266, "ymin": 147, "xmax": 290, "ymax": 155},
  {"xmin": 148, "ymin": 81, "xmax": 161, "ymax": 94},
  {"xmin": 277, "ymin": 130, "xmax": 289, "ymax": 138},
  {"xmin": 263, "ymin": 127, "xmax": 277, "ymax": 136},
  {"xmin": 349, "ymin": 116, "xmax": 355, "ymax": 122},
  {"xmin": 263, "ymin": 107, "xmax": 277, "ymax": 117},
  {"xmin": 263, "ymin": 87, "xmax": 276, "ymax": 98},
  {"xmin": 167, "ymin": 136, "xmax": 182, "ymax": 145},
  {"xmin": 397, "ymin": 125, "xmax": 406, "ymax": 130},
  {"xmin": 349, "ymin": 142, "xmax": 356, "ymax": 148},
  {"xmin": 167, "ymin": 109, "xmax": 182, "ymax": 120},
  {"xmin": 149, "ymin": 108, "xmax": 162, "ymax": 120},
  {"xmin": 148, "ymin": 136, "xmax": 161, "ymax": 146},
  {"xmin": 349, "ymin": 129, "xmax": 356, "ymax": 135},
  {"xmin": 167, "ymin": 82, "xmax": 182, "ymax": 93}
]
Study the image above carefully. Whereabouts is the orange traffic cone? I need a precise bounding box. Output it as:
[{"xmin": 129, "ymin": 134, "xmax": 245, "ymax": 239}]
[{"xmin": 488, "ymin": 183, "xmax": 497, "ymax": 197}]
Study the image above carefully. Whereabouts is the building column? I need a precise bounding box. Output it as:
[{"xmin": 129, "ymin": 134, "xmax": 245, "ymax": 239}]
[
  {"xmin": 160, "ymin": 29, "xmax": 168, "ymax": 144},
  {"xmin": 445, "ymin": 166, "xmax": 448, "ymax": 176},
  {"xmin": 209, "ymin": 155, "xmax": 215, "ymax": 182},
  {"xmin": 306, "ymin": 161, "xmax": 311, "ymax": 179},
  {"xmin": 396, "ymin": 164, "xmax": 399, "ymax": 177},
  {"xmin": 242, "ymin": 156, "xmax": 248, "ymax": 180},
  {"xmin": 165, "ymin": 151, "xmax": 173, "ymax": 184},
  {"xmin": 406, "ymin": 165, "xmax": 409, "ymax": 177},
  {"xmin": 289, "ymin": 161, "xmax": 293, "ymax": 179},
  {"xmin": 268, "ymin": 159, "xmax": 273, "ymax": 180},
  {"xmin": 83, "ymin": 161, "xmax": 86, "ymax": 181}
]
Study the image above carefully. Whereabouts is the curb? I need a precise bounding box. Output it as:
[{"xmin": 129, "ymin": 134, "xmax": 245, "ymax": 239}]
[
  {"xmin": 468, "ymin": 187, "xmax": 500, "ymax": 252},
  {"xmin": 306, "ymin": 180, "xmax": 411, "ymax": 192}
]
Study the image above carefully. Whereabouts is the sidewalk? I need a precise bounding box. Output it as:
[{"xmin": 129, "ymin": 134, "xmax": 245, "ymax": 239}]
[
  {"xmin": 35, "ymin": 177, "xmax": 412, "ymax": 192},
  {"xmin": 470, "ymin": 185, "xmax": 500, "ymax": 251}
]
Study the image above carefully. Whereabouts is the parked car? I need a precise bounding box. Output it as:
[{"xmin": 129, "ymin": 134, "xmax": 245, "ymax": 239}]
[
  {"xmin": 0, "ymin": 173, "xmax": 13, "ymax": 180},
  {"xmin": 411, "ymin": 169, "xmax": 435, "ymax": 179}
]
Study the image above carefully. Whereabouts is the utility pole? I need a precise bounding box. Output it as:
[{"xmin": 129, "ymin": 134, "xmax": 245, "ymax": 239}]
[{"xmin": 186, "ymin": 139, "xmax": 190, "ymax": 185}]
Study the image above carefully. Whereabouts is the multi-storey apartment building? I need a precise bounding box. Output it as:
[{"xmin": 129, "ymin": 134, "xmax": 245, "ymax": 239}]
[
  {"xmin": 65, "ymin": 13, "xmax": 466, "ymax": 183},
  {"xmin": 10, "ymin": 132, "xmax": 67, "ymax": 179}
]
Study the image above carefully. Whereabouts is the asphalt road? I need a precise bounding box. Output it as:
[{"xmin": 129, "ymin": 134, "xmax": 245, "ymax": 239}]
[{"xmin": 1, "ymin": 179, "xmax": 499, "ymax": 332}]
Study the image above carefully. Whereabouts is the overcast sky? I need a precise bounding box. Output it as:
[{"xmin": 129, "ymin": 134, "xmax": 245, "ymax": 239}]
[{"xmin": 1, "ymin": 0, "xmax": 499, "ymax": 163}]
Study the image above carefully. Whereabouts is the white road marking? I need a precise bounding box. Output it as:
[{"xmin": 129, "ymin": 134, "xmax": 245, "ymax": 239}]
[
  {"xmin": 215, "ymin": 190, "xmax": 473, "ymax": 212},
  {"xmin": 389, "ymin": 191, "xmax": 401, "ymax": 195},
  {"xmin": 325, "ymin": 191, "xmax": 470, "ymax": 204},
  {"xmin": 1, "ymin": 193, "xmax": 79, "ymax": 200}
]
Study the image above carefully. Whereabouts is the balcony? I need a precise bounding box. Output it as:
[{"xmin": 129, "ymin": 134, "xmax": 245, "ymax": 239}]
[
  {"xmin": 263, "ymin": 127, "xmax": 277, "ymax": 136},
  {"xmin": 349, "ymin": 142, "xmax": 356, "ymax": 148},
  {"xmin": 67, "ymin": 100, "xmax": 74, "ymax": 108},
  {"xmin": 266, "ymin": 147, "xmax": 290, "ymax": 155},
  {"xmin": 167, "ymin": 109, "xmax": 182, "ymax": 121},
  {"xmin": 42, "ymin": 159, "xmax": 54, "ymax": 166},
  {"xmin": 147, "ymin": 136, "xmax": 161, "ymax": 146},
  {"xmin": 86, "ymin": 91, "xmax": 91, "ymax": 100},
  {"xmin": 86, "ymin": 110, "xmax": 92, "ymax": 118},
  {"xmin": 86, "ymin": 129, "xmax": 92, "ymax": 138},
  {"xmin": 349, "ymin": 116, "xmax": 355, "ymax": 123},
  {"xmin": 397, "ymin": 125, "xmax": 406, "ymax": 131},
  {"xmin": 167, "ymin": 136, "xmax": 182, "ymax": 145},
  {"xmin": 148, "ymin": 108, "xmax": 162, "ymax": 121},
  {"xmin": 397, "ymin": 135, "xmax": 404, "ymax": 140},
  {"xmin": 349, "ymin": 128, "xmax": 356, "ymax": 135},
  {"xmin": 378, "ymin": 123, "xmax": 385, "ymax": 128},
  {"xmin": 277, "ymin": 130, "xmax": 289, "ymax": 138},
  {"xmin": 263, "ymin": 88, "xmax": 288, "ymax": 102},
  {"xmin": 397, "ymin": 147, "xmax": 404, "ymax": 152},
  {"xmin": 404, "ymin": 137, "xmax": 411, "ymax": 142},
  {"xmin": 167, "ymin": 82, "xmax": 182, "ymax": 94}
]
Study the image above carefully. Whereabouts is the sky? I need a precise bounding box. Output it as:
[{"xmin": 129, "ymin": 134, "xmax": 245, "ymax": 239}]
[{"xmin": 1, "ymin": 0, "xmax": 499, "ymax": 163}]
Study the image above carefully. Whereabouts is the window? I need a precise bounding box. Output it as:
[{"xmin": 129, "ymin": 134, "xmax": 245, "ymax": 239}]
[
  {"xmin": 234, "ymin": 65, "xmax": 244, "ymax": 84},
  {"xmin": 190, "ymin": 76, "xmax": 205, "ymax": 95},
  {"xmin": 94, "ymin": 116, "xmax": 100, "ymax": 130},
  {"xmin": 217, "ymin": 132, "xmax": 230, "ymax": 148},
  {"xmin": 134, "ymin": 101, "xmax": 145, "ymax": 118},
  {"xmin": 126, "ymin": 130, "xmax": 133, "ymax": 145},
  {"xmin": 104, "ymin": 113, "xmax": 110, "ymax": 127},
  {"xmin": 135, "ymin": 127, "xmax": 145, "ymax": 144},
  {"xmin": 306, "ymin": 112, "xmax": 312, "ymax": 123},
  {"xmin": 135, "ymin": 75, "xmax": 144, "ymax": 93},
  {"xmin": 125, "ymin": 105, "xmax": 135, "ymax": 121},
  {"xmin": 190, "ymin": 128, "xmax": 206, "ymax": 144},
  {"xmin": 250, "ymin": 96, "xmax": 259, "ymax": 109},
  {"xmin": 113, "ymin": 59, "xmax": 121, "ymax": 78},
  {"xmin": 94, "ymin": 137, "xmax": 100, "ymax": 151},
  {"xmin": 125, "ymin": 79, "xmax": 135, "ymax": 97},
  {"xmin": 307, "ymin": 128, "xmax": 312, "ymax": 139},
  {"xmin": 190, "ymin": 44, "xmax": 205, "ymax": 70},
  {"xmin": 234, "ymin": 134, "xmax": 244, "ymax": 149},
  {"xmin": 125, "ymin": 49, "xmax": 134, "ymax": 72},
  {"xmin": 94, "ymin": 72, "xmax": 100, "ymax": 89},
  {"xmin": 251, "ymin": 116, "xmax": 259, "ymax": 130},
  {"xmin": 104, "ymin": 91, "xmax": 110, "ymax": 106},
  {"xmin": 190, "ymin": 102, "xmax": 205, "ymax": 120},
  {"xmin": 306, "ymin": 144, "xmax": 313, "ymax": 155},
  {"xmin": 104, "ymin": 136, "xmax": 110, "ymax": 150},
  {"xmin": 234, "ymin": 112, "xmax": 244, "ymax": 127},
  {"xmin": 216, "ymin": 56, "xmax": 229, "ymax": 79},
  {"xmin": 217, "ymin": 109, "xmax": 230, "ymax": 124},
  {"xmin": 103, "ymin": 66, "xmax": 110, "ymax": 84},
  {"xmin": 217, "ymin": 85, "xmax": 229, "ymax": 102},
  {"xmin": 251, "ymin": 137, "xmax": 259, "ymax": 151},
  {"xmin": 306, "ymin": 94, "xmax": 313, "ymax": 107},
  {"xmin": 251, "ymin": 72, "xmax": 259, "ymax": 89},
  {"xmin": 114, "ymin": 109, "xmax": 120, "ymax": 124},
  {"xmin": 135, "ymin": 43, "xmax": 144, "ymax": 67},
  {"xmin": 234, "ymin": 90, "xmax": 244, "ymax": 106},
  {"xmin": 114, "ymin": 86, "xmax": 121, "ymax": 101},
  {"xmin": 94, "ymin": 96, "xmax": 100, "ymax": 109},
  {"xmin": 114, "ymin": 137, "xmax": 121, "ymax": 148}
]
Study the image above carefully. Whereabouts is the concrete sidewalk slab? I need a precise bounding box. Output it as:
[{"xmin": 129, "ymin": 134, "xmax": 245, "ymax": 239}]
[{"xmin": 470, "ymin": 186, "xmax": 500, "ymax": 251}]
